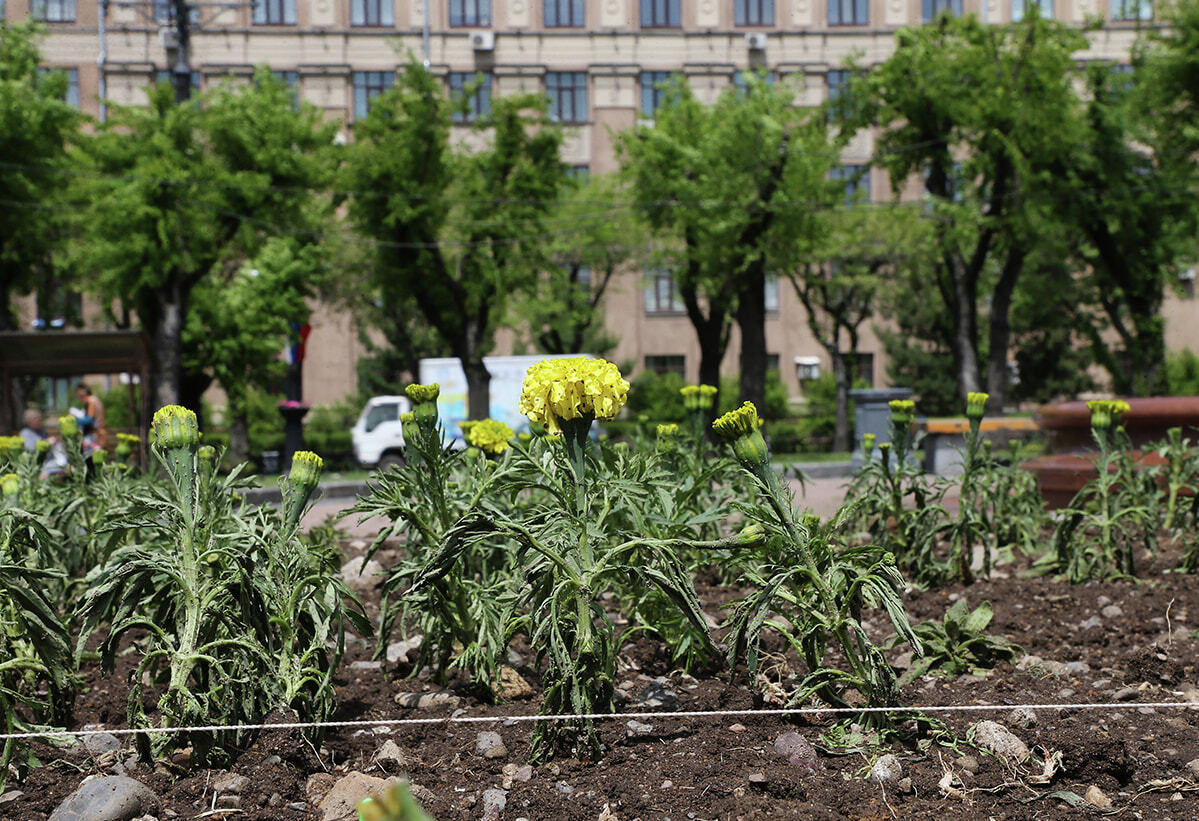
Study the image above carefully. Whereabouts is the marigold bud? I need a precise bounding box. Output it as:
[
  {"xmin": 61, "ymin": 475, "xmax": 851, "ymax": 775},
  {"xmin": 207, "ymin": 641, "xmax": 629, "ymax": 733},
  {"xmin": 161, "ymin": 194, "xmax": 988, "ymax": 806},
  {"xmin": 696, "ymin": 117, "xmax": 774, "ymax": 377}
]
[
  {"xmin": 965, "ymin": 392, "xmax": 989, "ymax": 421},
  {"xmin": 0, "ymin": 473, "xmax": 17, "ymax": 496},
  {"xmin": 59, "ymin": 415, "xmax": 78, "ymax": 438},
  {"xmin": 289, "ymin": 450, "xmax": 324, "ymax": 490},
  {"xmin": 151, "ymin": 405, "xmax": 199, "ymax": 450}
]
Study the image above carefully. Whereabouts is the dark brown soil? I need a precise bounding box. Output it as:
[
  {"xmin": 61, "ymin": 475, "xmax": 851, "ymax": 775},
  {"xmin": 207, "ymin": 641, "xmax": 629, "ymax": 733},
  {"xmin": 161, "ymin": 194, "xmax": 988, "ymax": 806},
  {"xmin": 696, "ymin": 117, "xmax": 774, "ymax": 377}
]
[{"xmin": 9, "ymin": 543, "xmax": 1199, "ymax": 820}]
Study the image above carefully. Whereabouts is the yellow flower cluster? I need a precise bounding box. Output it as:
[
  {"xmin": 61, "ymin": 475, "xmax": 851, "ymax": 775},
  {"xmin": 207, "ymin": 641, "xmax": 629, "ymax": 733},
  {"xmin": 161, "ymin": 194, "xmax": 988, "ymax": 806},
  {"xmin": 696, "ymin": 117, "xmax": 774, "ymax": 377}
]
[
  {"xmin": 1, "ymin": 473, "xmax": 17, "ymax": 496},
  {"xmin": 405, "ymin": 384, "xmax": 440, "ymax": 403},
  {"xmin": 657, "ymin": 423, "xmax": 680, "ymax": 437},
  {"xmin": 151, "ymin": 405, "xmax": 199, "ymax": 449},
  {"xmin": 712, "ymin": 402, "xmax": 761, "ymax": 440},
  {"xmin": 1086, "ymin": 399, "xmax": 1131, "ymax": 431},
  {"xmin": 518, "ymin": 357, "xmax": 629, "ymax": 434},
  {"xmin": 888, "ymin": 399, "xmax": 916, "ymax": 425},
  {"xmin": 466, "ymin": 419, "xmax": 514, "ymax": 455},
  {"xmin": 680, "ymin": 384, "xmax": 718, "ymax": 411},
  {"xmin": 966, "ymin": 392, "xmax": 989, "ymax": 420},
  {"xmin": 0, "ymin": 436, "xmax": 24, "ymax": 458},
  {"xmin": 59, "ymin": 415, "xmax": 78, "ymax": 438}
]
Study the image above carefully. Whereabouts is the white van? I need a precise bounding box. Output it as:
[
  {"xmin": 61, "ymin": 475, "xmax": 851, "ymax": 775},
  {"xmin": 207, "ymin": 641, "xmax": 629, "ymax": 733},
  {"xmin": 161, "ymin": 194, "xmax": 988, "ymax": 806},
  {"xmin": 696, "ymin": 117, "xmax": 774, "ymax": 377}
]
[{"xmin": 350, "ymin": 395, "xmax": 412, "ymax": 470}]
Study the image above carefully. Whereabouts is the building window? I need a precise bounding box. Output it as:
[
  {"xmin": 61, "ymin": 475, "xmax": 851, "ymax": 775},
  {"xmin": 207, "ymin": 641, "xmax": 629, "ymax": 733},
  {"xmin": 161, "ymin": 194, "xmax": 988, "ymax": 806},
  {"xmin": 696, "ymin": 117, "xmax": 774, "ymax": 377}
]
[
  {"xmin": 448, "ymin": 72, "xmax": 492, "ymax": 123},
  {"xmin": 640, "ymin": 0, "xmax": 681, "ymax": 27},
  {"xmin": 32, "ymin": 0, "xmax": 75, "ymax": 22},
  {"xmin": 546, "ymin": 72, "xmax": 588, "ymax": 124},
  {"xmin": 645, "ymin": 355, "xmax": 686, "ymax": 376},
  {"xmin": 765, "ymin": 276, "xmax": 779, "ymax": 313},
  {"xmin": 351, "ymin": 0, "xmax": 394, "ymax": 26},
  {"xmin": 827, "ymin": 69, "xmax": 859, "ymax": 119},
  {"xmin": 1110, "ymin": 0, "xmax": 1151, "ymax": 19},
  {"xmin": 269, "ymin": 69, "xmax": 301, "ymax": 108},
  {"xmin": 844, "ymin": 352, "xmax": 875, "ymax": 386},
  {"xmin": 545, "ymin": 0, "xmax": 584, "ymax": 26},
  {"xmin": 153, "ymin": 0, "xmax": 170, "ymax": 22},
  {"xmin": 733, "ymin": 70, "xmax": 774, "ymax": 96},
  {"xmin": 735, "ymin": 0, "xmax": 774, "ymax": 24},
  {"xmin": 253, "ymin": 0, "xmax": 297, "ymax": 25},
  {"xmin": 831, "ymin": 164, "xmax": 871, "ymax": 204},
  {"xmin": 39, "ymin": 67, "xmax": 79, "ymax": 107},
  {"xmin": 766, "ymin": 353, "xmax": 780, "ymax": 372},
  {"xmin": 154, "ymin": 68, "xmax": 202, "ymax": 93},
  {"xmin": 828, "ymin": 0, "xmax": 868, "ymax": 25},
  {"xmin": 640, "ymin": 71, "xmax": 672, "ymax": 118},
  {"xmin": 451, "ymin": 0, "xmax": 491, "ymax": 26},
  {"xmin": 353, "ymin": 70, "xmax": 394, "ymax": 120},
  {"xmin": 1011, "ymin": 0, "xmax": 1053, "ymax": 18},
  {"xmin": 922, "ymin": 0, "xmax": 962, "ymax": 21},
  {"xmin": 567, "ymin": 164, "xmax": 591, "ymax": 181},
  {"xmin": 644, "ymin": 270, "xmax": 686, "ymax": 315}
]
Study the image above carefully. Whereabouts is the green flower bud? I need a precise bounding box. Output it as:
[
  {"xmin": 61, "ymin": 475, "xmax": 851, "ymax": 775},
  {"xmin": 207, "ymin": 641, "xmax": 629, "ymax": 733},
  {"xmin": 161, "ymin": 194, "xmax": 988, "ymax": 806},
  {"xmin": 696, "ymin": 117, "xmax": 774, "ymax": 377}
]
[
  {"xmin": 1086, "ymin": 400, "xmax": 1112, "ymax": 431},
  {"xmin": 400, "ymin": 412, "xmax": 420, "ymax": 447},
  {"xmin": 35, "ymin": 439, "xmax": 50, "ymax": 458},
  {"xmin": 735, "ymin": 523, "xmax": 765, "ymax": 546},
  {"xmin": 151, "ymin": 405, "xmax": 199, "ymax": 451},
  {"xmin": 288, "ymin": 450, "xmax": 323, "ymax": 491},
  {"xmin": 59, "ymin": 415, "xmax": 78, "ymax": 439},
  {"xmin": 0, "ymin": 473, "xmax": 17, "ymax": 497},
  {"xmin": 712, "ymin": 402, "xmax": 761, "ymax": 440},
  {"xmin": 517, "ymin": 432, "xmax": 532, "ymax": 444},
  {"xmin": 91, "ymin": 450, "xmax": 107, "ymax": 466},
  {"xmin": 198, "ymin": 445, "xmax": 216, "ymax": 462},
  {"xmin": 862, "ymin": 433, "xmax": 876, "ymax": 455},
  {"xmin": 404, "ymin": 383, "xmax": 440, "ymax": 404},
  {"xmin": 965, "ymin": 392, "xmax": 989, "ymax": 421},
  {"xmin": 888, "ymin": 399, "xmax": 916, "ymax": 427},
  {"xmin": 405, "ymin": 384, "xmax": 440, "ymax": 432}
]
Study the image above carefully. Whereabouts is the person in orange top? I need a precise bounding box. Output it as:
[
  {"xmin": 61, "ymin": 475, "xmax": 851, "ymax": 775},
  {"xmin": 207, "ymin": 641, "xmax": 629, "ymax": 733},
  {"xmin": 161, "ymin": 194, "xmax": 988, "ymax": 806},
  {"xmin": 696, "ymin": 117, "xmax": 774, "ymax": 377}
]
[{"xmin": 74, "ymin": 382, "xmax": 108, "ymax": 451}]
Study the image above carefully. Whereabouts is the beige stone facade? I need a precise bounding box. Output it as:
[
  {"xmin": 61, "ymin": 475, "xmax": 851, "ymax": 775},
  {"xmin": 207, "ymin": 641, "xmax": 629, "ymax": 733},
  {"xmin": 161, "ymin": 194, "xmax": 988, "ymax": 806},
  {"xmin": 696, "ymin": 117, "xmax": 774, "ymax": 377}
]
[{"xmin": 16, "ymin": 0, "xmax": 1197, "ymax": 405}]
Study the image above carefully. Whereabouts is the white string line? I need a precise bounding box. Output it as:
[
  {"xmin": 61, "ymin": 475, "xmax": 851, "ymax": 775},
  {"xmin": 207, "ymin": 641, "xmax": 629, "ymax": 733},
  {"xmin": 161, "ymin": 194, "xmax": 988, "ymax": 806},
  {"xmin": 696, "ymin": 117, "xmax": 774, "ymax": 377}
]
[{"xmin": 4, "ymin": 701, "xmax": 1197, "ymax": 742}]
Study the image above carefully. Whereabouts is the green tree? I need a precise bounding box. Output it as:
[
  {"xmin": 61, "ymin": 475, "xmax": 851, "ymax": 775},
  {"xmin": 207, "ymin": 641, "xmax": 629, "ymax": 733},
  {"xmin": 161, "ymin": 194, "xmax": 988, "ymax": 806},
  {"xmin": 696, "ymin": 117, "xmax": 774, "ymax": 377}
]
[
  {"xmin": 0, "ymin": 22, "xmax": 82, "ymax": 425},
  {"xmin": 619, "ymin": 73, "xmax": 834, "ymax": 411},
  {"xmin": 344, "ymin": 60, "xmax": 568, "ymax": 420},
  {"xmin": 77, "ymin": 69, "xmax": 337, "ymax": 412},
  {"xmin": 787, "ymin": 207, "xmax": 932, "ymax": 451},
  {"xmin": 862, "ymin": 13, "xmax": 1087, "ymax": 407},
  {"xmin": 518, "ymin": 175, "xmax": 644, "ymax": 357},
  {"xmin": 183, "ymin": 239, "xmax": 323, "ymax": 463}
]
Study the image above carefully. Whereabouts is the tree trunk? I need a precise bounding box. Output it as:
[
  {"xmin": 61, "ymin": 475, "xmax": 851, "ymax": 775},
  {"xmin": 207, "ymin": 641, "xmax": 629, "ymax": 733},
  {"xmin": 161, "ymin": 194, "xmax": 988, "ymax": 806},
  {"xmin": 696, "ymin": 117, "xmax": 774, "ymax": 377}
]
[
  {"xmin": 228, "ymin": 410, "xmax": 249, "ymax": 465},
  {"xmin": 831, "ymin": 349, "xmax": 852, "ymax": 453},
  {"xmin": 146, "ymin": 286, "xmax": 187, "ymax": 410},
  {"xmin": 985, "ymin": 247, "xmax": 1026, "ymax": 408},
  {"xmin": 460, "ymin": 321, "xmax": 492, "ymax": 422},
  {"xmin": 950, "ymin": 259, "xmax": 982, "ymax": 402},
  {"xmin": 736, "ymin": 267, "xmax": 768, "ymax": 412},
  {"xmin": 680, "ymin": 277, "xmax": 731, "ymax": 425}
]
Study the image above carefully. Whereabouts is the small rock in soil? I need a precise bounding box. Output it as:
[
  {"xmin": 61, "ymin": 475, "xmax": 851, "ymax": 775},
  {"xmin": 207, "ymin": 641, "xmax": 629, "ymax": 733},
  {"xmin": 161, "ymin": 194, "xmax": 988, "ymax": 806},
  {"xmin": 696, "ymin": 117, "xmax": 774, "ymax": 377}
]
[
  {"xmin": 338, "ymin": 557, "xmax": 383, "ymax": 591},
  {"xmin": 1058, "ymin": 688, "xmax": 1075, "ymax": 699},
  {"xmin": 49, "ymin": 775, "xmax": 160, "ymax": 821},
  {"xmin": 375, "ymin": 739, "xmax": 410, "ymax": 771},
  {"xmin": 958, "ymin": 755, "xmax": 979, "ymax": 774},
  {"xmin": 661, "ymin": 780, "xmax": 673, "ymax": 789},
  {"xmin": 728, "ymin": 723, "xmax": 747, "ymax": 733},
  {"xmin": 268, "ymin": 793, "xmax": 283, "ymax": 807},
  {"xmin": 1039, "ymin": 660, "xmax": 1068, "ymax": 677},
  {"xmin": 501, "ymin": 763, "xmax": 533, "ymax": 789},
  {"xmin": 1101, "ymin": 605, "xmax": 1124, "ymax": 619},
  {"xmin": 773, "ymin": 731, "xmax": 817, "ymax": 772},
  {"xmin": 318, "ymin": 772, "xmax": 401, "ymax": 821},
  {"xmin": 871, "ymin": 754, "xmax": 903, "ymax": 784},
  {"xmin": 555, "ymin": 781, "xmax": 574, "ymax": 795},
  {"xmin": 395, "ymin": 690, "xmax": 460, "ymax": 710},
  {"xmin": 971, "ymin": 721, "xmax": 1030, "ymax": 765},
  {"xmin": 0, "ymin": 791, "xmax": 23, "ymax": 806},
  {"xmin": 496, "ymin": 665, "xmax": 534, "ymax": 700},
  {"xmin": 897, "ymin": 777, "xmax": 914, "ymax": 794},
  {"xmin": 747, "ymin": 772, "xmax": 767, "ymax": 784},
  {"xmin": 305, "ymin": 773, "xmax": 337, "ymax": 804},
  {"xmin": 1097, "ymin": 595, "xmax": 1111, "ymax": 607},
  {"xmin": 212, "ymin": 773, "xmax": 250, "ymax": 794},
  {"xmin": 82, "ymin": 730, "xmax": 122, "ymax": 756},
  {"xmin": 475, "ymin": 731, "xmax": 508, "ymax": 758},
  {"xmin": 1079, "ymin": 616, "xmax": 1103, "ymax": 631},
  {"xmin": 1084, "ymin": 785, "xmax": 1113, "ymax": 808},
  {"xmin": 1065, "ymin": 661, "xmax": 1090, "ymax": 675},
  {"xmin": 634, "ymin": 677, "xmax": 679, "ymax": 709},
  {"xmin": 1184, "ymin": 759, "xmax": 1199, "ymax": 779},
  {"xmin": 1008, "ymin": 707, "xmax": 1038, "ymax": 729},
  {"xmin": 481, "ymin": 788, "xmax": 507, "ymax": 821},
  {"xmin": 1112, "ymin": 685, "xmax": 1142, "ymax": 701},
  {"xmin": 386, "ymin": 641, "xmax": 413, "ymax": 664},
  {"xmin": 626, "ymin": 720, "xmax": 654, "ymax": 737},
  {"xmin": 350, "ymin": 660, "xmax": 382, "ymax": 672}
]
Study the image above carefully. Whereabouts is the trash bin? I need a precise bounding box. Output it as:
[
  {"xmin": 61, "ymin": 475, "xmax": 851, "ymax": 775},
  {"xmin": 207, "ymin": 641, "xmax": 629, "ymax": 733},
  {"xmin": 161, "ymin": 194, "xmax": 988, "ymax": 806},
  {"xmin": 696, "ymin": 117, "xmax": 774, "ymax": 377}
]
[
  {"xmin": 261, "ymin": 450, "xmax": 280, "ymax": 474},
  {"xmin": 849, "ymin": 387, "xmax": 913, "ymax": 469}
]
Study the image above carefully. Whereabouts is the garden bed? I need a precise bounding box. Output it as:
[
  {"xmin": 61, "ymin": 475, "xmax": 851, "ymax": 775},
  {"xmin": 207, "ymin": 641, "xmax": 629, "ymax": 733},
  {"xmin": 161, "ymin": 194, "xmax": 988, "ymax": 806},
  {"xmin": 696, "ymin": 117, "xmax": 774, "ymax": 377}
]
[{"xmin": 13, "ymin": 538, "xmax": 1199, "ymax": 821}]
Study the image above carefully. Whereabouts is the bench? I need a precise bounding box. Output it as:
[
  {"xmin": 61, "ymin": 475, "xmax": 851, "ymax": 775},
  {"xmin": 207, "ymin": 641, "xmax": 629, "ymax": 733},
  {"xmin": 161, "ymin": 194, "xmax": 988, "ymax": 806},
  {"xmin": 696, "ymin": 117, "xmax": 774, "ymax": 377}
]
[{"xmin": 918, "ymin": 417, "xmax": 1041, "ymax": 475}]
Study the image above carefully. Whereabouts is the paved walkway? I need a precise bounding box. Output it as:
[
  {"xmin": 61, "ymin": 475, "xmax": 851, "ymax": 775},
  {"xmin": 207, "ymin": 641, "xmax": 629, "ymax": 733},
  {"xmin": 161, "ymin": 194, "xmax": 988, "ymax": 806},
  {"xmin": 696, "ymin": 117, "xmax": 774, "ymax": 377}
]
[{"xmin": 302, "ymin": 474, "xmax": 857, "ymax": 536}]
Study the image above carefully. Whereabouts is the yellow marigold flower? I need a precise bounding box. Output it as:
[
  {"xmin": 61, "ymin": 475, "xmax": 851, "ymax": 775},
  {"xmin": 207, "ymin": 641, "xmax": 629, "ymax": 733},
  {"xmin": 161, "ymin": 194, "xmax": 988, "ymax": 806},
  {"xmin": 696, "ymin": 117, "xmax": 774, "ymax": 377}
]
[
  {"xmin": 657, "ymin": 423, "xmax": 679, "ymax": 437},
  {"xmin": 405, "ymin": 384, "xmax": 440, "ymax": 403},
  {"xmin": 1, "ymin": 473, "xmax": 17, "ymax": 496},
  {"xmin": 0, "ymin": 436, "xmax": 22, "ymax": 458},
  {"xmin": 712, "ymin": 402, "xmax": 761, "ymax": 440},
  {"xmin": 466, "ymin": 419, "xmax": 514, "ymax": 456},
  {"xmin": 518, "ymin": 357, "xmax": 629, "ymax": 434},
  {"xmin": 966, "ymin": 392, "xmax": 989, "ymax": 420},
  {"xmin": 888, "ymin": 399, "xmax": 916, "ymax": 425},
  {"xmin": 151, "ymin": 404, "xmax": 199, "ymax": 450}
]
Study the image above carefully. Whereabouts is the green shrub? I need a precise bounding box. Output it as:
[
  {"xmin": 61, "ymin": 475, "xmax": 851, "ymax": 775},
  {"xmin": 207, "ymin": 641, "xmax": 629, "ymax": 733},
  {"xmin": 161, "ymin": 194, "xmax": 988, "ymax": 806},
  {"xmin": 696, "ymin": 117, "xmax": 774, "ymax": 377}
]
[
  {"xmin": 1166, "ymin": 348, "xmax": 1199, "ymax": 396},
  {"xmin": 626, "ymin": 370, "xmax": 688, "ymax": 423},
  {"xmin": 98, "ymin": 383, "xmax": 142, "ymax": 431},
  {"xmin": 716, "ymin": 372, "xmax": 790, "ymax": 420}
]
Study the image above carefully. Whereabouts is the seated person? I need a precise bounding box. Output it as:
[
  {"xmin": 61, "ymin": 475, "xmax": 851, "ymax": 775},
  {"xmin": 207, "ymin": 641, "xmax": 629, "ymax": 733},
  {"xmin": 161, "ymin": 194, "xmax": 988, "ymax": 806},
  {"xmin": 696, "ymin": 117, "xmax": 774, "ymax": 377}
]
[
  {"xmin": 40, "ymin": 417, "xmax": 69, "ymax": 479},
  {"xmin": 19, "ymin": 408, "xmax": 46, "ymax": 451}
]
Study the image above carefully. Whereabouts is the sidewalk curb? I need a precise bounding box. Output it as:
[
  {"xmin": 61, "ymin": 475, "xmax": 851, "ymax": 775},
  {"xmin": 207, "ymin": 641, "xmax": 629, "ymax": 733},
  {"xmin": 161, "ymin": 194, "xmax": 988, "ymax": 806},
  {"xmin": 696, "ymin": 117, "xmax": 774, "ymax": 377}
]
[{"xmin": 243, "ymin": 479, "xmax": 370, "ymax": 506}]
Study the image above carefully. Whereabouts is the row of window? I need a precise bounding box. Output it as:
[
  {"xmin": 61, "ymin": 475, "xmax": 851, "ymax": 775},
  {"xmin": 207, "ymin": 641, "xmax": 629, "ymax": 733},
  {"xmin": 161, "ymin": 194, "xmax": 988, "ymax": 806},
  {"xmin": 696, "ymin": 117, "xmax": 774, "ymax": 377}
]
[
  {"xmin": 644, "ymin": 274, "xmax": 783, "ymax": 315},
  {"xmin": 24, "ymin": 0, "xmax": 1155, "ymax": 25}
]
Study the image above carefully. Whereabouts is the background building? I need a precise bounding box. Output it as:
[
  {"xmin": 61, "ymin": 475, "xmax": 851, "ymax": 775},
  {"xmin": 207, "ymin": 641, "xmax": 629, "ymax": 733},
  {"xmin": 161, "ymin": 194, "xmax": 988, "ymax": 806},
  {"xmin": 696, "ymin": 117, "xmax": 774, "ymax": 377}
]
[{"xmin": 13, "ymin": 0, "xmax": 1194, "ymax": 406}]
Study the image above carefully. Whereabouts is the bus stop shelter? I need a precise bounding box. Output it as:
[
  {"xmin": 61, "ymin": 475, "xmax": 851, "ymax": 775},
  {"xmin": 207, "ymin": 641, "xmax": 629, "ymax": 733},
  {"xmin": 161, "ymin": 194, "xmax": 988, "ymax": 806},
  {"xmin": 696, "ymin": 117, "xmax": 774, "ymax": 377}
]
[{"xmin": 0, "ymin": 330, "xmax": 152, "ymax": 447}]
